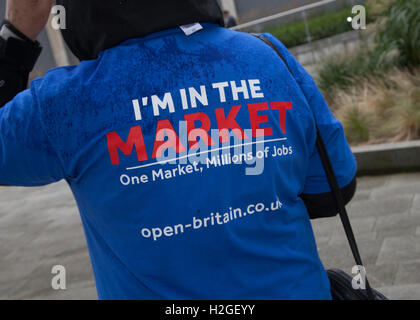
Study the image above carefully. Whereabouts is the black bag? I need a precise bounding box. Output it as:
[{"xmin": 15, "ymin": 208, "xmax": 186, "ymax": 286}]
[
  {"xmin": 253, "ymin": 34, "xmax": 388, "ymax": 300},
  {"xmin": 328, "ymin": 269, "xmax": 388, "ymax": 300}
]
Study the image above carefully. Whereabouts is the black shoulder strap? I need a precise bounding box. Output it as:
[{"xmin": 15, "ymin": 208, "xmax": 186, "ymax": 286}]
[{"xmin": 252, "ymin": 33, "xmax": 375, "ymax": 299}]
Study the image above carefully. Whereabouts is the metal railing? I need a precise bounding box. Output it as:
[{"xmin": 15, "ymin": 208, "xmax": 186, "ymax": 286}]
[
  {"xmin": 232, "ymin": 0, "xmax": 338, "ymax": 31},
  {"xmin": 232, "ymin": 0, "xmax": 362, "ymax": 46}
]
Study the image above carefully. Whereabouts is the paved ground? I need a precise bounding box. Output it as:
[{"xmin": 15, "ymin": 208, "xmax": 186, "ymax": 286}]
[{"xmin": 1, "ymin": 172, "xmax": 419, "ymax": 300}]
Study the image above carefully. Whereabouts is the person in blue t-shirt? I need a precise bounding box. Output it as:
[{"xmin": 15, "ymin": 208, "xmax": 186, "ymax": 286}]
[{"xmin": 0, "ymin": 0, "xmax": 357, "ymax": 299}]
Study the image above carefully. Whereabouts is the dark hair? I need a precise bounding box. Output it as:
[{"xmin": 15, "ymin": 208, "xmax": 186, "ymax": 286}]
[{"xmin": 57, "ymin": 0, "xmax": 224, "ymax": 60}]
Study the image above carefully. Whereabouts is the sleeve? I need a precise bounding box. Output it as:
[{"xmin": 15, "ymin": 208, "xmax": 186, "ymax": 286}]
[
  {"xmin": 0, "ymin": 84, "xmax": 65, "ymax": 186},
  {"xmin": 0, "ymin": 54, "xmax": 30, "ymax": 107},
  {"xmin": 0, "ymin": 23, "xmax": 42, "ymax": 108},
  {"xmin": 300, "ymin": 83, "xmax": 357, "ymax": 195},
  {"xmin": 262, "ymin": 33, "xmax": 357, "ymax": 218}
]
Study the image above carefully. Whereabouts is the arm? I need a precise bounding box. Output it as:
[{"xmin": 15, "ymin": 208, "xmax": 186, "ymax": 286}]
[
  {"xmin": 0, "ymin": 83, "xmax": 65, "ymax": 186},
  {"xmin": 0, "ymin": 0, "xmax": 53, "ymax": 108},
  {"xmin": 0, "ymin": 0, "xmax": 64, "ymax": 187},
  {"xmin": 300, "ymin": 178, "xmax": 356, "ymax": 219},
  {"xmin": 261, "ymin": 33, "xmax": 357, "ymax": 219}
]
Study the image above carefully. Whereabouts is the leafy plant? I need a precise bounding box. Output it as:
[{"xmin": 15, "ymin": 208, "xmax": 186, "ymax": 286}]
[
  {"xmin": 340, "ymin": 105, "xmax": 372, "ymax": 143},
  {"xmin": 266, "ymin": 8, "xmax": 374, "ymax": 48},
  {"xmin": 316, "ymin": 48, "xmax": 389, "ymax": 102},
  {"xmin": 376, "ymin": 0, "xmax": 420, "ymax": 67},
  {"xmin": 333, "ymin": 67, "xmax": 420, "ymax": 145},
  {"xmin": 394, "ymin": 88, "xmax": 420, "ymax": 140}
]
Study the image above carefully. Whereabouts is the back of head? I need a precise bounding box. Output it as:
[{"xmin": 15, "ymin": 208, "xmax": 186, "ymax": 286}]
[{"xmin": 56, "ymin": 0, "xmax": 224, "ymax": 61}]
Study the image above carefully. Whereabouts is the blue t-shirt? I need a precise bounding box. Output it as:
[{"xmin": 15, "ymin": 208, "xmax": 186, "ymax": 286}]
[{"xmin": 0, "ymin": 24, "xmax": 356, "ymax": 299}]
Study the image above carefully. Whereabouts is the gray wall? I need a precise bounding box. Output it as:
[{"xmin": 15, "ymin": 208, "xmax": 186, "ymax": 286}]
[
  {"xmin": 235, "ymin": 0, "xmax": 313, "ymax": 23},
  {"xmin": 235, "ymin": 0, "xmax": 362, "ymax": 23}
]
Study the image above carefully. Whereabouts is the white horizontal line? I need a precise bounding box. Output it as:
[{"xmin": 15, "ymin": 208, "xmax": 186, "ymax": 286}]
[
  {"xmin": 232, "ymin": 0, "xmax": 338, "ymax": 31},
  {"xmin": 126, "ymin": 137, "xmax": 288, "ymax": 171}
]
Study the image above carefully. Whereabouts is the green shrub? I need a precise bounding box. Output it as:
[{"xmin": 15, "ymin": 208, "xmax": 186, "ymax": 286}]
[
  {"xmin": 316, "ymin": 0, "xmax": 420, "ymax": 100},
  {"xmin": 341, "ymin": 106, "xmax": 372, "ymax": 143},
  {"xmin": 316, "ymin": 49, "xmax": 389, "ymax": 102},
  {"xmin": 267, "ymin": 20, "xmax": 308, "ymax": 48},
  {"xmin": 266, "ymin": 8, "xmax": 375, "ymax": 48},
  {"xmin": 394, "ymin": 87, "xmax": 420, "ymax": 140},
  {"xmin": 376, "ymin": 0, "xmax": 420, "ymax": 67},
  {"xmin": 332, "ymin": 67, "xmax": 420, "ymax": 145}
]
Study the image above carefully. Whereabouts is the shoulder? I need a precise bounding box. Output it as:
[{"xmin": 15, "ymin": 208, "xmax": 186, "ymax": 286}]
[
  {"xmin": 32, "ymin": 58, "xmax": 101, "ymax": 98},
  {"xmin": 28, "ymin": 57, "xmax": 104, "ymax": 136}
]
